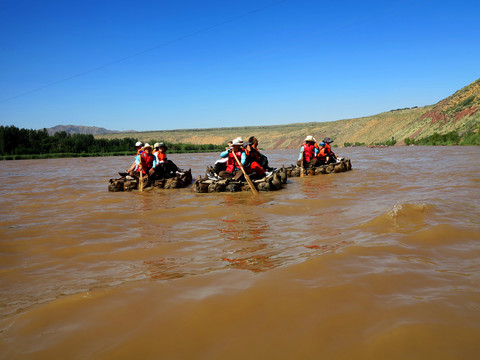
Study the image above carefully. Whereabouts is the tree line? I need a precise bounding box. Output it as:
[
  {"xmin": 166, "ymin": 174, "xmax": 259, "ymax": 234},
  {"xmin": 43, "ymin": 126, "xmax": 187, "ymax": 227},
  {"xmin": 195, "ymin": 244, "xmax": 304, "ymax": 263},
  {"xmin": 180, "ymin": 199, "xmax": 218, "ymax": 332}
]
[
  {"xmin": 404, "ymin": 129, "xmax": 480, "ymax": 146},
  {"xmin": 0, "ymin": 125, "xmax": 226, "ymax": 160}
]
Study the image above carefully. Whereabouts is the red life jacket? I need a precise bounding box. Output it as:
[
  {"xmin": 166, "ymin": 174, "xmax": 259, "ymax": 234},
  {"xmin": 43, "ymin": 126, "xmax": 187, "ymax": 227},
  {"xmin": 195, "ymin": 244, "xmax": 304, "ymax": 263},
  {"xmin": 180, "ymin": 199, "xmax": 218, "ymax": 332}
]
[
  {"xmin": 244, "ymin": 147, "xmax": 260, "ymax": 168},
  {"xmin": 302, "ymin": 143, "xmax": 316, "ymax": 162},
  {"xmin": 140, "ymin": 152, "xmax": 154, "ymax": 174},
  {"xmin": 226, "ymin": 150, "xmax": 244, "ymax": 173}
]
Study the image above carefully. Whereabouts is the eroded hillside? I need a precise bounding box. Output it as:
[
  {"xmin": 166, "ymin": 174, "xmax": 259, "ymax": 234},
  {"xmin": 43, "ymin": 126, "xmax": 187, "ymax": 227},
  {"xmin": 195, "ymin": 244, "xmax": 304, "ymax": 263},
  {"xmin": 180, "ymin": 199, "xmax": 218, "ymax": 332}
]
[{"xmin": 97, "ymin": 79, "xmax": 480, "ymax": 149}]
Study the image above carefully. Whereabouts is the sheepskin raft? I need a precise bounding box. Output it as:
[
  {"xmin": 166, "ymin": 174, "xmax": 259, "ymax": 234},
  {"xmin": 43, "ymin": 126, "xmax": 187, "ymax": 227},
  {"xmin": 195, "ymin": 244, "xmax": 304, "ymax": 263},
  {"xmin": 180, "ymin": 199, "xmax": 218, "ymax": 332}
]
[
  {"xmin": 108, "ymin": 169, "xmax": 193, "ymax": 192},
  {"xmin": 192, "ymin": 168, "xmax": 288, "ymax": 193},
  {"xmin": 284, "ymin": 158, "xmax": 352, "ymax": 177}
]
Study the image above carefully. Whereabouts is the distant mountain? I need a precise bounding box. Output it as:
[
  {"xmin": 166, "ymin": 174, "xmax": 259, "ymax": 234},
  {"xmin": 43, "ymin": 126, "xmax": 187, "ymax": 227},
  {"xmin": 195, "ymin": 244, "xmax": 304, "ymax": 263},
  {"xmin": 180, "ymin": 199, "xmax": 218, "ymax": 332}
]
[{"xmin": 45, "ymin": 125, "xmax": 132, "ymax": 136}]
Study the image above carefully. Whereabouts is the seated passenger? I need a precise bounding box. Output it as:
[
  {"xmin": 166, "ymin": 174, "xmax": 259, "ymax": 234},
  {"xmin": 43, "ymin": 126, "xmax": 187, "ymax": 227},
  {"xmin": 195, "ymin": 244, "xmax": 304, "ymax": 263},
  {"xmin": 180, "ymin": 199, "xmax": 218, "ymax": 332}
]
[
  {"xmin": 213, "ymin": 141, "xmax": 232, "ymax": 174},
  {"xmin": 297, "ymin": 135, "xmax": 321, "ymax": 168},
  {"xmin": 138, "ymin": 143, "xmax": 156, "ymax": 177},
  {"xmin": 127, "ymin": 141, "xmax": 144, "ymax": 175},
  {"xmin": 244, "ymin": 136, "xmax": 266, "ymax": 178},
  {"xmin": 316, "ymin": 142, "xmax": 327, "ymax": 165},
  {"xmin": 246, "ymin": 136, "xmax": 270, "ymax": 171},
  {"xmin": 153, "ymin": 142, "xmax": 178, "ymax": 178},
  {"xmin": 218, "ymin": 138, "xmax": 246, "ymax": 180},
  {"xmin": 322, "ymin": 137, "xmax": 338, "ymax": 163}
]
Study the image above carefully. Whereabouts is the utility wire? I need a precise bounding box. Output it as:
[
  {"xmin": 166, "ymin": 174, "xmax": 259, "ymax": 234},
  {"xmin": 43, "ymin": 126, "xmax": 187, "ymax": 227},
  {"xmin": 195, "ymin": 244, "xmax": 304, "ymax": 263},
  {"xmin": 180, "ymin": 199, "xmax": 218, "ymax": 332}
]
[{"xmin": 0, "ymin": 0, "xmax": 288, "ymax": 104}]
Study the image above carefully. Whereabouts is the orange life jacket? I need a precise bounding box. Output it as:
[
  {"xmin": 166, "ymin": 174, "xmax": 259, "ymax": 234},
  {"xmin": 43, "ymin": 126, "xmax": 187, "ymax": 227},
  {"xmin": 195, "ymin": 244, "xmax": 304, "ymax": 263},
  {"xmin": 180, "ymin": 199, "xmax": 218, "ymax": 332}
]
[
  {"xmin": 156, "ymin": 151, "xmax": 167, "ymax": 163},
  {"xmin": 318, "ymin": 147, "xmax": 326, "ymax": 161},
  {"xmin": 324, "ymin": 143, "xmax": 334, "ymax": 156}
]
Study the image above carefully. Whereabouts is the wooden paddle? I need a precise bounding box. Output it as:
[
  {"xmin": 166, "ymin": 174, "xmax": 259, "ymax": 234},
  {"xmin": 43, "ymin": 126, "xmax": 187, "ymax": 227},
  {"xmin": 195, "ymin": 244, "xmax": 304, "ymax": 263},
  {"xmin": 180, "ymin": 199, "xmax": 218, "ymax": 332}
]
[
  {"xmin": 139, "ymin": 170, "xmax": 144, "ymax": 192},
  {"xmin": 300, "ymin": 153, "xmax": 304, "ymax": 178},
  {"xmin": 231, "ymin": 150, "xmax": 259, "ymax": 194}
]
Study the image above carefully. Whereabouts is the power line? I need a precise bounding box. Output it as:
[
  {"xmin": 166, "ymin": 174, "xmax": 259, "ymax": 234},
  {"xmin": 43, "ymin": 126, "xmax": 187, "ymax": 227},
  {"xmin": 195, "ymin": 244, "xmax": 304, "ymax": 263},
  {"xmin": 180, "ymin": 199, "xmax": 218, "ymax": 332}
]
[{"xmin": 0, "ymin": 0, "xmax": 288, "ymax": 104}]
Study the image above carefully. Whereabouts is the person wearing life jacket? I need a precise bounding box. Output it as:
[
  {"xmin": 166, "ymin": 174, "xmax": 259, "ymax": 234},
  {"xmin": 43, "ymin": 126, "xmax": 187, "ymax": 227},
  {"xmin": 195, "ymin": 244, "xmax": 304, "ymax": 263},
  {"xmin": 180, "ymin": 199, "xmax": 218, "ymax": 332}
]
[
  {"xmin": 246, "ymin": 135, "xmax": 270, "ymax": 171},
  {"xmin": 322, "ymin": 137, "xmax": 338, "ymax": 163},
  {"xmin": 152, "ymin": 142, "xmax": 160, "ymax": 158},
  {"xmin": 218, "ymin": 137, "xmax": 247, "ymax": 180},
  {"xmin": 316, "ymin": 141, "xmax": 327, "ymax": 165},
  {"xmin": 244, "ymin": 136, "xmax": 266, "ymax": 178},
  {"xmin": 127, "ymin": 141, "xmax": 144, "ymax": 175},
  {"xmin": 213, "ymin": 141, "xmax": 232, "ymax": 174},
  {"xmin": 153, "ymin": 142, "xmax": 178, "ymax": 179},
  {"xmin": 138, "ymin": 143, "xmax": 156, "ymax": 177},
  {"xmin": 297, "ymin": 135, "xmax": 321, "ymax": 168}
]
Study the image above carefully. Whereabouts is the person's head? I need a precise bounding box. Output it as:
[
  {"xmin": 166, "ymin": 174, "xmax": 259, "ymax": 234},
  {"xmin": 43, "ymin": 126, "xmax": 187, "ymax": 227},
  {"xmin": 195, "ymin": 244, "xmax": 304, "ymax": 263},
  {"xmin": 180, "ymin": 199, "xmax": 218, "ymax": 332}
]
[
  {"xmin": 135, "ymin": 141, "xmax": 143, "ymax": 149},
  {"xmin": 158, "ymin": 142, "xmax": 168, "ymax": 152},
  {"xmin": 323, "ymin": 137, "xmax": 334, "ymax": 144},
  {"xmin": 248, "ymin": 136, "xmax": 258, "ymax": 147},
  {"xmin": 319, "ymin": 141, "xmax": 325, "ymax": 147},
  {"xmin": 153, "ymin": 142, "xmax": 160, "ymax": 150},
  {"xmin": 143, "ymin": 143, "xmax": 152, "ymax": 153},
  {"xmin": 304, "ymin": 135, "xmax": 315, "ymax": 144},
  {"xmin": 232, "ymin": 138, "xmax": 243, "ymax": 149}
]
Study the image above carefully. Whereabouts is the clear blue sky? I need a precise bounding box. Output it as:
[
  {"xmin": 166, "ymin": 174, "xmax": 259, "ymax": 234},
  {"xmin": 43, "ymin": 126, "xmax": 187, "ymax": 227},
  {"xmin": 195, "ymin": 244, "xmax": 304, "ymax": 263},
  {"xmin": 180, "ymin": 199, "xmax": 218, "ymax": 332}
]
[{"xmin": 1, "ymin": 0, "xmax": 479, "ymax": 132}]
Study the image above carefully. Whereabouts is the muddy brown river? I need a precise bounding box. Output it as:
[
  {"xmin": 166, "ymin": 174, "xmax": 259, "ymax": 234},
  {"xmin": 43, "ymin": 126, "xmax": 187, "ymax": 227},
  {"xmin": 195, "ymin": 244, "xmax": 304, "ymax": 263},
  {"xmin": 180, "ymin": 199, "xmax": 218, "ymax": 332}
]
[{"xmin": 1, "ymin": 146, "xmax": 479, "ymax": 359}]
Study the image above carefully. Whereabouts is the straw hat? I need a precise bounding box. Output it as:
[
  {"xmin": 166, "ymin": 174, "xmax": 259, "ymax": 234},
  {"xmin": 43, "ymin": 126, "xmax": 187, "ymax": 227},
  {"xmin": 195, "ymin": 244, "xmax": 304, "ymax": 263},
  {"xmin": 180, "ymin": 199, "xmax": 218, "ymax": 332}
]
[
  {"xmin": 304, "ymin": 135, "xmax": 315, "ymax": 142},
  {"xmin": 232, "ymin": 137, "xmax": 243, "ymax": 146},
  {"xmin": 143, "ymin": 143, "xmax": 153, "ymax": 150}
]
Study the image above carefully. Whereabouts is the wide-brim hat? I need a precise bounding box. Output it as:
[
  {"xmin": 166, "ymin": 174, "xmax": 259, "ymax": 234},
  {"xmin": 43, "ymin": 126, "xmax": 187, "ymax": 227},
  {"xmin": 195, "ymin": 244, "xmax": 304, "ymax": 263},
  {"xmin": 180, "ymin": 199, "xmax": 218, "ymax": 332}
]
[
  {"xmin": 143, "ymin": 143, "xmax": 153, "ymax": 150},
  {"xmin": 158, "ymin": 142, "xmax": 168, "ymax": 150},
  {"xmin": 304, "ymin": 135, "xmax": 315, "ymax": 142},
  {"xmin": 323, "ymin": 137, "xmax": 334, "ymax": 144},
  {"xmin": 153, "ymin": 142, "xmax": 160, "ymax": 148},
  {"xmin": 232, "ymin": 137, "xmax": 243, "ymax": 146}
]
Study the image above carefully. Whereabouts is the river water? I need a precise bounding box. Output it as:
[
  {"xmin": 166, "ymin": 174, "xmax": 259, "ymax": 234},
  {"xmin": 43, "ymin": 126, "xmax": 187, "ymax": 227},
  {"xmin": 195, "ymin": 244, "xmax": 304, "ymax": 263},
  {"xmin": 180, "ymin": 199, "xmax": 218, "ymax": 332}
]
[{"xmin": 1, "ymin": 146, "xmax": 479, "ymax": 359}]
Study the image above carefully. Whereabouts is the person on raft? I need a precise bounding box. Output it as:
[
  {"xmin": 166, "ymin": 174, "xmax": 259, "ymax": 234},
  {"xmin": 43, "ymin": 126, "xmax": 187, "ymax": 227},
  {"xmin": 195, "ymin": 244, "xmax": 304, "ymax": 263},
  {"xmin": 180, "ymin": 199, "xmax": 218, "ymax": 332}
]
[
  {"xmin": 213, "ymin": 140, "xmax": 232, "ymax": 174},
  {"xmin": 322, "ymin": 137, "xmax": 338, "ymax": 163},
  {"xmin": 136, "ymin": 143, "xmax": 156, "ymax": 177},
  {"xmin": 245, "ymin": 136, "xmax": 270, "ymax": 171},
  {"xmin": 152, "ymin": 142, "xmax": 178, "ymax": 178},
  {"xmin": 297, "ymin": 135, "xmax": 322, "ymax": 168},
  {"xmin": 218, "ymin": 137, "xmax": 266, "ymax": 180},
  {"xmin": 127, "ymin": 141, "xmax": 144, "ymax": 175}
]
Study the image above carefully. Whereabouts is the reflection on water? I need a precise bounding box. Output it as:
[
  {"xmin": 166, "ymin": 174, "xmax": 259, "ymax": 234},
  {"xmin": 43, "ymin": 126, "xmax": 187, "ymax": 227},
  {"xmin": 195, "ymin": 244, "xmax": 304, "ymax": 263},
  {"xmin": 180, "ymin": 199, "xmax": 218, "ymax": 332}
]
[{"xmin": 1, "ymin": 146, "xmax": 480, "ymax": 359}]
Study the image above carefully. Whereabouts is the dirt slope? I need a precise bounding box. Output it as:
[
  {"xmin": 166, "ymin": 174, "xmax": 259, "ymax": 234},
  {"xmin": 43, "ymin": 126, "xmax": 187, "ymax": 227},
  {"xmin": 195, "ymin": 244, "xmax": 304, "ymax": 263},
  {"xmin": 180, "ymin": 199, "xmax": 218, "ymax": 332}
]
[{"xmin": 96, "ymin": 78, "xmax": 480, "ymax": 149}]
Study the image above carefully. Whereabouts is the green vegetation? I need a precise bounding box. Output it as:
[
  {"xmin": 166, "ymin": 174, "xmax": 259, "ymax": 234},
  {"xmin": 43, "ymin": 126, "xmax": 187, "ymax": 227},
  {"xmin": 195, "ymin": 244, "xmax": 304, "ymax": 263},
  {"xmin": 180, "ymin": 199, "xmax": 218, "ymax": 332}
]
[
  {"xmin": 0, "ymin": 125, "xmax": 226, "ymax": 160},
  {"xmin": 372, "ymin": 137, "xmax": 397, "ymax": 146},
  {"xmin": 459, "ymin": 129, "xmax": 480, "ymax": 145},
  {"xmin": 403, "ymin": 130, "xmax": 480, "ymax": 146},
  {"xmin": 145, "ymin": 140, "xmax": 222, "ymax": 154}
]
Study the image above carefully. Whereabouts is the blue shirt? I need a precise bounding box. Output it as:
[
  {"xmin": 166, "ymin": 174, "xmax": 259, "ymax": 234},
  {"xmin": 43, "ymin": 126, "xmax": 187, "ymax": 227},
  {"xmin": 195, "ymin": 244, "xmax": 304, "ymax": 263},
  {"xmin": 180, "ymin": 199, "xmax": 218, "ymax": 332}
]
[{"xmin": 220, "ymin": 150, "xmax": 246, "ymax": 167}]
